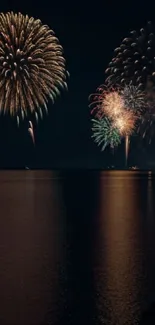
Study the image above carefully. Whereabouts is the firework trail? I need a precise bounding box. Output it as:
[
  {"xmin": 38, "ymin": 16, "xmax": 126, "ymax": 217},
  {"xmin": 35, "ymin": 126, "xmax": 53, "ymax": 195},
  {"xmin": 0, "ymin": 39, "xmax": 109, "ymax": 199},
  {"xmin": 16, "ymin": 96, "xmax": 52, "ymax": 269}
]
[
  {"xmin": 125, "ymin": 135, "xmax": 130, "ymax": 167},
  {"xmin": 112, "ymin": 108, "xmax": 136, "ymax": 163},
  {"xmin": 28, "ymin": 120, "xmax": 35, "ymax": 145},
  {"xmin": 119, "ymin": 84, "xmax": 146, "ymax": 162},
  {"xmin": 28, "ymin": 126, "xmax": 35, "ymax": 145},
  {"xmin": 0, "ymin": 12, "xmax": 68, "ymax": 123}
]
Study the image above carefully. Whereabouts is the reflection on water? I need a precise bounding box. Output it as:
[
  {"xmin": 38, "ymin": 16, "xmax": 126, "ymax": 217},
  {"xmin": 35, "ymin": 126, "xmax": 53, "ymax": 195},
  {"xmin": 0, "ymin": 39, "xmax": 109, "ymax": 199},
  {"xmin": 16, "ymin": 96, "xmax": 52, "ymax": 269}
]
[
  {"xmin": 0, "ymin": 171, "xmax": 154, "ymax": 324},
  {"xmin": 94, "ymin": 172, "xmax": 148, "ymax": 325},
  {"xmin": 0, "ymin": 171, "xmax": 66, "ymax": 325}
]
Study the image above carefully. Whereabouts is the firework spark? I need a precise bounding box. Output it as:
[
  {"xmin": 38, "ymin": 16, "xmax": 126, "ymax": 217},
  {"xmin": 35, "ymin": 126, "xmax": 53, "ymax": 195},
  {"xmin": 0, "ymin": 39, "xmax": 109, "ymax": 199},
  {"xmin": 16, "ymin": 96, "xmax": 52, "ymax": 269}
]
[
  {"xmin": 113, "ymin": 110, "xmax": 136, "ymax": 136},
  {"xmin": 0, "ymin": 12, "xmax": 68, "ymax": 121},
  {"xmin": 91, "ymin": 117, "xmax": 121, "ymax": 151}
]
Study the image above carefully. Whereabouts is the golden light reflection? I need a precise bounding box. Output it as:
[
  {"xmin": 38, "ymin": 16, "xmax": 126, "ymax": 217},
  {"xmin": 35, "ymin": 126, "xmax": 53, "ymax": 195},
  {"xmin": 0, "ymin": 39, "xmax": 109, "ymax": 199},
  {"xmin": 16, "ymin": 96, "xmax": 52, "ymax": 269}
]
[
  {"xmin": 0, "ymin": 171, "xmax": 66, "ymax": 325},
  {"xmin": 95, "ymin": 171, "xmax": 145, "ymax": 325}
]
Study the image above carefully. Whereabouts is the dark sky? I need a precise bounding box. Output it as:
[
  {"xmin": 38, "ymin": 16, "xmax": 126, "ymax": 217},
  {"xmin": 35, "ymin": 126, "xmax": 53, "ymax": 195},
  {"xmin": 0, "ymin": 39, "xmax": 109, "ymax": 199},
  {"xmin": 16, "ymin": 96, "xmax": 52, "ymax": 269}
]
[{"xmin": 0, "ymin": 0, "xmax": 155, "ymax": 168}]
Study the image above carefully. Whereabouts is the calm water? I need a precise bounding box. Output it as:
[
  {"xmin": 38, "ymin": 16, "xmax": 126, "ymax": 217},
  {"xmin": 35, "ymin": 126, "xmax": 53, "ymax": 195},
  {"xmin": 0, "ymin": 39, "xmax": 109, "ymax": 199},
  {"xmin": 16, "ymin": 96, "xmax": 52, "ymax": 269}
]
[{"xmin": 0, "ymin": 170, "xmax": 155, "ymax": 325}]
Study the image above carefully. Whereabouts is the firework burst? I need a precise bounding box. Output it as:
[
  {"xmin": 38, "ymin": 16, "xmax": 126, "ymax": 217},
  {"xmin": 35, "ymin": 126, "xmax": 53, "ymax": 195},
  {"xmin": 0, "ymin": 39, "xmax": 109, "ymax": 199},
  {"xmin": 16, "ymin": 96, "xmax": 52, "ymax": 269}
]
[
  {"xmin": 103, "ymin": 21, "xmax": 155, "ymax": 142},
  {"xmin": 121, "ymin": 84, "xmax": 146, "ymax": 114},
  {"xmin": 89, "ymin": 85, "xmax": 124, "ymax": 118},
  {"xmin": 89, "ymin": 84, "xmax": 138, "ymax": 154},
  {"xmin": 0, "ymin": 12, "xmax": 68, "ymax": 121},
  {"xmin": 103, "ymin": 90, "xmax": 124, "ymax": 119},
  {"xmin": 91, "ymin": 116, "xmax": 121, "ymax": 151},
  {"xmin": 113, "ymin": 110, "xmax": 136, "ymax": 136},
  {"xmin": 89, "ymin": 84, "xmax": 108, "ymax": 117},
  {"xmin": 105, "ymin": 21, "xmax": 155, "ymax": 90},
  {"xmin": 89, "ymin": 23, "xmax": 155, "ymax": 158}
]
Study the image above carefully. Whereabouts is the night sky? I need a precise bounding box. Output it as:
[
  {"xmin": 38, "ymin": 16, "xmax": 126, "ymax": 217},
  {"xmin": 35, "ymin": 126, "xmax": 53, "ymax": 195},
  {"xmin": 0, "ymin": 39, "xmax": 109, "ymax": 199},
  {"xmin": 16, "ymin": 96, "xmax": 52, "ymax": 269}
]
[{"xmin": 0, "ymin": 0, "xmax": 155, "ymax": 169}]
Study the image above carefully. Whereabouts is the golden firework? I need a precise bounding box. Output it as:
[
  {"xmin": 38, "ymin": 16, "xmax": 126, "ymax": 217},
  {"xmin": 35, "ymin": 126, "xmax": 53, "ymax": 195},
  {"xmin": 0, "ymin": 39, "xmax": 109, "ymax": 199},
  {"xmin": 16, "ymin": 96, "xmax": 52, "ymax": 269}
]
[
  {"xmin": 103, "ymin": 91, "xmax": 124, "ymax": 118},
  {"xmin": 113, "ymin": 111, "xmax": 136, "ymax": 136},
  {"xmin": 0, "ymin": 12, "xmax": 68, "ymax": 120},
  {"xmin": 89, "ymin": 85, "xmax": 124, "ymax": 119}
]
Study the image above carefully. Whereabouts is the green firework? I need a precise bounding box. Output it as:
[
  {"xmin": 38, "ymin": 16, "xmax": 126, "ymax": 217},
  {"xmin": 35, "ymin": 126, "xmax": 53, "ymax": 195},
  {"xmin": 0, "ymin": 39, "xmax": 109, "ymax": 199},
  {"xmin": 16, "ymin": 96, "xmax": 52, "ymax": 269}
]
[{"xmin": 91, "ymin": 117, "xmax": 121, "ymax": 151}]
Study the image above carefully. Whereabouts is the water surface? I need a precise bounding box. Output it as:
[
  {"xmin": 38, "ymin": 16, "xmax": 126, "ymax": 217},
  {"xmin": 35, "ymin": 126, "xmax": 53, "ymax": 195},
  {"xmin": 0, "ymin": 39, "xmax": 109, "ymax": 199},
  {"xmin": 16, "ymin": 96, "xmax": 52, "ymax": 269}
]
[{"xmin": 0, "ymin": 170, "xmax": 154, "ymax": 324}]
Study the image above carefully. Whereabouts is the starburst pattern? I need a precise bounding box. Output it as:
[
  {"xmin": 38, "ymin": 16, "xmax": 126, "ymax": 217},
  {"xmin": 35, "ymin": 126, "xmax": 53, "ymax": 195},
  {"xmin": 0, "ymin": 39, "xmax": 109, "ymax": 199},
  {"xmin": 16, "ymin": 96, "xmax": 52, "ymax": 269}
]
[
  {"xmin": 121, "ymin": 84, "xmax": 145, "ymax": 113},
  {"xmin": 89, "ymin": 85, "xmax": 124, "ymax": 118},
  {"xmin": 91, "ymin": 117, "xmax": 121, "ymax": 151},
  {"xmin": 105, "ymin": 21, "xmax": 155, "ymax": 90},
  {"xmin": 0, "ymin": 12, "xmax": 68, "ymax": 120},
  {"xmin": 103, "ymin": 90, "xmax": 124, "ymax": 119}
]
